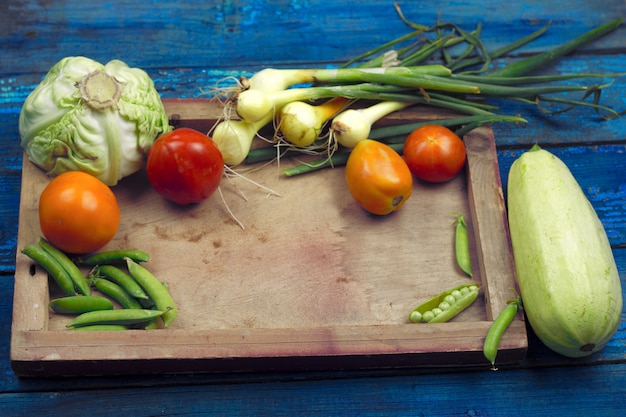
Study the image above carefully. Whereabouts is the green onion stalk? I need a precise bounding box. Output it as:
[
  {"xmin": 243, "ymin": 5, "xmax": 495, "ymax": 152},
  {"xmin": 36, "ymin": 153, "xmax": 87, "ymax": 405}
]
[{"xmin": 227, "ymin": 15, "xmax": 623, "ymax": 172}]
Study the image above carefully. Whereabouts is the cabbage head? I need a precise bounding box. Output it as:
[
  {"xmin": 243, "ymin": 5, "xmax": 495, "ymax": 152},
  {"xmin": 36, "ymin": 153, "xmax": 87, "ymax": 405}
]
[{"xmin": 19, "ymin": 56, "xmax": 172, "ymax": 186}]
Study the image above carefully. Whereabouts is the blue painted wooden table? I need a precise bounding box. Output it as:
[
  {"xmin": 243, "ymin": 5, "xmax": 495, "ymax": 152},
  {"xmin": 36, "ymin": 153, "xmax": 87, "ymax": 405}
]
[{"xmin": 1, "ymin": 1, "xmax": 625, "ymax": 415}]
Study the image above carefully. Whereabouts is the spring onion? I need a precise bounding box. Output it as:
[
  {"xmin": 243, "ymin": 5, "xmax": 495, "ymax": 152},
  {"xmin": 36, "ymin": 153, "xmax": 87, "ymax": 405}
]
[
  {"xmin": 236, "ymin": 83, "xmax": 421, "ymax": 123},
  {"xmin": 278, "ymin": 97, "xmax": 350, "ymax": 147},
  {"xmin": 240, "ymin": 65, "xmax": 453, "ymax": 92},
  {"xmin": 488, "ymin": 18, "xmax": 624, "ymax": 78},
  {"xmin": 214, "ymin": 15, "xmax": 623, "ymax": 170},
  {"xmin": 211, "ymin": 112, "xmax": 273, "ymax": 166},
  {"xmin": 331, "ymin": 100, "xmax": 413, "ymax": 148}
]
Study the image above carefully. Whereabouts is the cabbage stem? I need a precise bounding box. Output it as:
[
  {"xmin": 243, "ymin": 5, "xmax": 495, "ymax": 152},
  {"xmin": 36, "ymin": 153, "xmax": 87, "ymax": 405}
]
[
  {"xmin": 331, "ymin": 101, "xmax": 413, "ymax": 148},
  {"xmin": 77, "ymin": 70, "xmax": 123, "ymax": 110},
  {"xmin": 278, "ymin": 97, "xmax": 350, "ymax": 147}
]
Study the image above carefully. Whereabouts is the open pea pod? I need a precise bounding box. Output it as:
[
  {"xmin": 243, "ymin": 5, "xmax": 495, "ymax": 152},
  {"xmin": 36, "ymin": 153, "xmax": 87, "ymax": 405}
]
[{"xmin": 408, "ymin": 283, "xmax": 480, "ymax": 323}]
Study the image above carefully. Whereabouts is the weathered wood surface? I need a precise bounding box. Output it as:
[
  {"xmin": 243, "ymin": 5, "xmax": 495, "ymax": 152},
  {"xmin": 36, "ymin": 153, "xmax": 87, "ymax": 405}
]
[
  {"xmin": 11, "ymin": 100, "xmax": 526, "ymax": 376},
  {"xmin": 0, "ymin": 0, "xmax": 625, "ymax": 414}
]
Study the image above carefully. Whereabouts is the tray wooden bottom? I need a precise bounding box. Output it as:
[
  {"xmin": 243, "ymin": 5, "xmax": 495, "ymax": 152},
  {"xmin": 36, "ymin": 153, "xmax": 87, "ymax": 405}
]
[{"xmin": 11, "ymin": 100, "xmax": 527, "ymax": 376}]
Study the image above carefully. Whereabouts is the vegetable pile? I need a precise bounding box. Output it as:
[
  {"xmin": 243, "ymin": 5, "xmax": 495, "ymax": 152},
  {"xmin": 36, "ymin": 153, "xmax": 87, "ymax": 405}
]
[
  {"xmin": 16, "ymin": 7, "xmax": 625, "ymax": 368},
  {"xmin": 22, "ymin": 239, "xmax": 177, "ymax": 330}
]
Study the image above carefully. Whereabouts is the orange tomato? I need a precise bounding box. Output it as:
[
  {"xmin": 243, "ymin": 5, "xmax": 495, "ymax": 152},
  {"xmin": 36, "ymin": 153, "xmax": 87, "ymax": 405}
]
[
  {"xmin": 39, "ymin": 171, "xmax": 120, "ymax": 254},
  {"xmin": 345, "ymin": 139, "xmax": 413, "ymax": 215}
]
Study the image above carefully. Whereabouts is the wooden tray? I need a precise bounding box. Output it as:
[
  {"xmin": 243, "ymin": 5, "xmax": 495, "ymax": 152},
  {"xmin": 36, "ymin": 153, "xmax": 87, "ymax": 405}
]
[{"xmin": 11, "ymin": 99, "xmax": 527, "ymax": 376}]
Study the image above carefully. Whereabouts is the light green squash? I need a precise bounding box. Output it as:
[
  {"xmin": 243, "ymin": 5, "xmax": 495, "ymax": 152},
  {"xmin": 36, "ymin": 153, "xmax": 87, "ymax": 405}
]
[{"xmin": 507, "ymin": 145, "xmax": 622, "ymax": 357}]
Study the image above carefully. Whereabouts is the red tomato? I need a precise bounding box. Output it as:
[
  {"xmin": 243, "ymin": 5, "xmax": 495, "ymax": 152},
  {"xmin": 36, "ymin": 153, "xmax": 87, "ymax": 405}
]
[
  {"xmin": 147, "ymin": 128, "xmax": 224, "ymax": 205},
  {"xmin": 39, "ymin": 171, "xmax": 120, "ymax": 254},
  {"xmin": 403, "ymin": 125, "xmax": 467, "ymax": 183},
  {"xmin": 345, "ymin": 140, "xmax": 413, "ymax": 215}
]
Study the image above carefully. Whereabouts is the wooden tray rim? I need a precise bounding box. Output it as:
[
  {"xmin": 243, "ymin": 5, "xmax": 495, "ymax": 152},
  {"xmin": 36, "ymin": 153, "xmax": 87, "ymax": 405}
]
[{"xmin": 10, "ymin": 99, "xmax": 527, "ymax": 376}]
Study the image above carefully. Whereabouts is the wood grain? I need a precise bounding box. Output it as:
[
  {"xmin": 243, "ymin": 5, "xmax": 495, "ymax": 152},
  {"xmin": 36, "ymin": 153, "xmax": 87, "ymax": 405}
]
[
  {"xmin": 10, "ymin": 99, "xmax": 525, "ymax": 376},
  {"xmin": 465, "ymin": 127, "xmax": 518, "ymax": 319},
  {"xmin": 0, "ymin": 0, "xmax": 624, "ymax": 413},
  {"xmin": 2, "ymin": 0, "xmax": 625, "ymax": 75}
]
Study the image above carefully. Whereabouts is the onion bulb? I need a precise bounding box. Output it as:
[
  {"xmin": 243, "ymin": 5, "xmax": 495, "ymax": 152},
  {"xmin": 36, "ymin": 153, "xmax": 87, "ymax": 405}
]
[
  {"xmin": 331, "ymin": 100, "xmax": 412, "ymax": 148},
  {"xmin": 212, "ymin": 112, "xmax": 273, "ymax": 166},
  {"xmin": 278, "ymin": 98, "xmax": 349, "ymax": 147}
]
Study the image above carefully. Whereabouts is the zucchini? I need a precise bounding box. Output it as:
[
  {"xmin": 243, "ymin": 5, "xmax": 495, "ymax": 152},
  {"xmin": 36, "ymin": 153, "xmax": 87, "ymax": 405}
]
[{"xmin": 507, "ymin": 145, "xmax": 622, "ymax": 358}]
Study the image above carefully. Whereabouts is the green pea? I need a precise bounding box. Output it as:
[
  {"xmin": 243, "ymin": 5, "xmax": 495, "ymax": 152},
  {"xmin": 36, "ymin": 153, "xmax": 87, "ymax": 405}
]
[
  {"xmin": 422, "ymin": 311, "xmax": 435, "ymax": 322},
  {"xmin": 408, "ymin": 283, "xmax": 480, "ymax": 324},
  {"xmin": 93, "ymin": 265, "xmax": 149, "ymax": 300},
  {"xmin": 78, "ymin": 249, "xmax": 150, "ymax": 266},
  {"xmin": 444, "ymin": 295, "xmax": 457, "ymax": 305},
  {"xmin": 438, "ymin": 301, "xmax": 451, "ymax": 311},
  {"xmin": 67, "ymin": 309, "xmax": 165, "ymax": 328},
  {"xmin": 39, "ymin": 238, "xmax": 91, "ymax": 296},
  {"xmin": 454, "ymin": 214, "xmax": 473, "ymax": 277},
  {"xmin": 93, "ymin": 278, "xmax": 142, "ymax": 309},
  {"xmin": 22, "ymin": 245, "xmax": 76, "ymax": 295},
  {"xmin": 483, "ymin": 298, "xmax": 521, "ymax": 369},
  {"xmin": 49, "ymin": 295, "xmax": 114, "ymax": 314},
  {"xmin": 409, "ymin": 311, "xmax": 423, "ymax": 323},
  {"xmin": 71, "ymin": 324, "xmax": 128, "ymax": 331},
  {"xmin": 144, "ymin": 319, "xmax": 160, "ymax": 330},
  {"xmin": 126, "ymin": 258, "xmax": 178, "ymax": 328}
]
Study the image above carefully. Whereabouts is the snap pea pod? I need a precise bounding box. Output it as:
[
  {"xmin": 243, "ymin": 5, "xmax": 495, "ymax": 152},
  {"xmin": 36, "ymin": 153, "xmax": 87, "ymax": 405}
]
[
  {"xmin": 126, "ymin": 258, "xmax": 178, "ymax": 327},
  {"xmin": 92, "ymin": 265, "xmax": 149, "ymax": 300},
  {"xmin": 454, "ymin": 214, "xmax": 473, "ymax": 277},
  {"xmin": 93, "ymin": 278, "xmax": 142, "ymax": 309},
  {"xmin": 67, "ymin": 309, "xmax": 164, "ymax": 328},
  {"xmin": 144, "ymin": 319, "xmax": 160, "ymax": 330},
  {"xmin": 22, "ymin": 245, "xmax": 76, "ymax": 295},
  {"xmin": 71, "ymin": 324, "xmax": 128, "ymax": 331},
  {"xmin": 78, "ymin": 249, "xmax": 150, "ymax": 266},
  {"xmin": 483, "ymin": 297, "xmax": 522, "ymax": 369},
  {"xmin": 39, "ymin": 238, "xmax": 91, "ymax": 296},
  {"xmin": 409, "ymin": 283, "xmax": 480, "ymax": 323},
  {"xmin": 49, "ymin": 295, "xmax": 114, "ymax": 314}
]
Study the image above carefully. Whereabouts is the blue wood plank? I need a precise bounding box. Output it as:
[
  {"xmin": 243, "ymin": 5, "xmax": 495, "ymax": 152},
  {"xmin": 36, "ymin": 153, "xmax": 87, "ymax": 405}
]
[
  {"xmin": 2, "ymin": 0, "xmax": 625, "ymax": 75},
  {"xmin": 0, "ymin": 363, "xmax": 625, "ymax": 416},
  {"xmin": 0, "ymin": 0, "xmax": 625, "ymax": 412}
]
